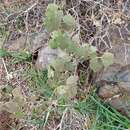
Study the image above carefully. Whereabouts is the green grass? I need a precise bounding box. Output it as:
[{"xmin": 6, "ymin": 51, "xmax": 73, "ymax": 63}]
[
  {"xmin": 74, "ymin": 94, "xmax": 130, "ymax": 130},
  {"xmin": 0, "ymin": 49, "xmax": 32, "ymax": 63},
  {"xmin": 26, "ymin": 67, "xmax": 53, "ymax": 99}
]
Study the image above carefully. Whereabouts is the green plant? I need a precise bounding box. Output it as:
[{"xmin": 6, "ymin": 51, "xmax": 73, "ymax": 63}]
[
  {"xmin": 44, "ymin": 4, "xmax": 113, "ymax": 98},
  {"xmin": 44, "ymin": 3, "xmax": 114, "ymax": 100}
]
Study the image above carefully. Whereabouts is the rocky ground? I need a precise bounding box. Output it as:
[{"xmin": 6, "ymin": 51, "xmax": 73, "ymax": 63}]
[{"xmin": 0, "ymin": 0, "xmax": 130, "ymax": 130}]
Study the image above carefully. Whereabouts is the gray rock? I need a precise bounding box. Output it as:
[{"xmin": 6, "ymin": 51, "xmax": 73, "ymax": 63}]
[
  {"xmin": 3, "ymin": 30, "xmax": 49, "ymax": 53},
  {"xmin": 27, "ymin": 30, "xmax": 49, "ymax": 53},
  {"xmin": 35, "ymin": 46, "xmax": 59, "ymax": 70},
  {"xmin": 3, "ymin": 36, "xmax": 27, "ymax": 52},
  {"xmin": 108, "ymin": 25, "xmax": 130, "ymax": 66},
  {"xmin": 97, "ymin": 66, "xmax": 130, "ymax": 117}
]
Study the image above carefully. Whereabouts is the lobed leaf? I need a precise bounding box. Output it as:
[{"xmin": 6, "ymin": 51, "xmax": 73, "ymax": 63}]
[
  {"xmin": 56, "ymin": 85, "xmax": 77, "ymax": 99},
  {"xmin": 66, "ymin": 75, "xmax": 78, "ymax": 86},
  {"xmin": 102, "ymin": 52, "xmax": 114, "ymax": 67},
  {"xmin": 49, "ymin": 31, "xmax": 69, "ymax": 49},
  {"xmin": 51, "ymin": 58, "xmax": 65, "ymax": 72},
  {"xmin": 90, "ymin": 58, "xmax": 103, "ymax": 72},
  {"xmin": 44, "ymin": 4, "xmax": 63, "ymax": 32},
  {"xmin": 62, "ymin": 14, "xmax": 75, "ymax": 31}
]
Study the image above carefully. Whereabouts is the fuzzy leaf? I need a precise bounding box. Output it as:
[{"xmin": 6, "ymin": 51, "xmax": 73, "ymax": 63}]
[
  {"xmin": 44, "ymin": 4, "xmax": 63, "ymax": 32},
  {"xmin": 56, "ymin": 85, "xmax": 77, "ymax": 99},
  {"xmin": 102, "ymin": 52, "xmax": 114, "ymax": 67},
  {"xmin": 15, "ymin": 111, "xmax": 25, "ymax": 118},
  {"xmin": 56, "ymin": 32, "xmax": 69, "ymax": 49},
  {"xmin": 12, "ymin": 88, "xmax": 23, "ymax": 99},
  {"xmin": 4, "ymin": 101, "xmax": 20, "ymax": 114},
  {"xmin": 48, "ymin": 39, "xmax": 58, "ymax": 49},
  {"xmin": 76, "ymin": 45, "xmax": 97, "ymax": 59},
  {"xmin": 67, "ymin": 41, "xmax": 79, "ymax": 54},
  {"xmin": 77, "ymin": 45, "xmax": 90, "ymax": 59},
  {"xmin": 62, "ymin": 14, "xmax": 75, "ymax": 31},
  {"xmin": 89, "ymin": 46, "xmax": 97, "ymax": 59},
  {"xmin": 90, "ymin": 58, "xmax": 103, "ymax": 72},
  {"xmin": 58, "ymin": 49, "xmax": 71, "ymax": 61},
  {"xmin": 56, "ymin": 85, "xmax": 67, "ymax": 96},
  {"xmin": 66, "ymin": 75, "xmax": 78, "ymax": 86},
  {"xmin": 51, "ymin": 58, "xmax": 65, "ymax": 72},
  {"xmin": 49, "ymin": 31, "xmax": 69, "ymax": 49}
]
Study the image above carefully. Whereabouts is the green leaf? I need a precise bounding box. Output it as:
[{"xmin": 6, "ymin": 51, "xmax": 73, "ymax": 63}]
[
  {"xmin": 90, "ymin": 58, "xmax": 103, "ymax": 72},
  {"xmin": 58, "ymin": 49, "xmax": 71, "ymax": 61},
  {"xmin": 15, "ymin": 111, "xmax": 24, "ymax": 118},
  {"xmin": 76, "ymin": 45, "xmax": 97, "ymax": 60},
  {"xmin": 49, "ymin": 31, "xmax": 69, "ymax": 49},
  {"xmin": 67, "ymin": 41, "xmax": 79, "ymax": 54},
  {"xmin": 62, "ymin": 14, "xmax": 75, "ymax": 31},
  {"xmin": 56, "ymin": 85, "xmax": 67, "ymax": 96},
  {"xmin": 44, "ymin": 4, "xmax": 63, "ymax": 32},
  {"xmin": 102, "ymin": 52, "xmax": 114, "ymax": 67},
  {"xmin": 66, "ymin": 75, "xmax": 78, "ymax": 86},
  {"xmin": 49, "ymin": 39, "xmax": 58, "ymax": 49},
  {"xmin": 49, "ymin": 31, "xmax": 61, "ymax": 49},
  {"xmin": 56, "ymin": 85, "xmax": 77, "ymax": 99},
  {"xmin": 76, "ymin": 45, "xmax": 90, "ymax": 59},
  {"xmin": 89, "ymin": 46, "xmax": 97, "ymax": 59},
  {"xmin": 51, "ymin": 58, "xmax": 65, "ymax": 72},
  {"xmin": 56, "ymin": 32, "xmax": 69, "ymax": 49},
  {"xmin": 12, "ymin": 88, "xmax": 23, "ymax": 99},
  {"xmin": 4, "ymin": 101, "xmax": 20, "ymax": 114}
]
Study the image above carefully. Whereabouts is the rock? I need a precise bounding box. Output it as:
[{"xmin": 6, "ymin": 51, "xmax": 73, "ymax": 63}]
[
  {"xmin": 116, "ymin": 65, "xmax": 130, "ymax": 82},
  {"xmin": 3, "ymin": 30, "xmax": 49, "ymax": 53},
  {"xmin": 118, "ymin": 82, "xmax": 130, "ymax": 95},
  {"xmin": 35, "ymin": 46, "xmax": 59, "ymax": 70},
  {"xmin": 97, "ymin": 66, "xmax": 130, "ymax": 117},
  {"xmin": 96, "ymin": 64, "xmax": 121, "ymax": 82},
  {"xmin": 108, "ymin": 25, "xmax": 130, "ymax": 66},
  {"xmin": 98, "ymin": 84, "xmax": 120, "ymax": 99},
  {"xmin": 27, "ymin": 30, "xmax": 49, "ymax": 53},
  {"xmin": 110, "ymin": 44, "xmax": 130, "ymax": 66},
  {"xmin": 108, "ymin": 96, "xmax": 130, "ymax": 117},
  {"xmin": 88, "ymin": 25, "xmax": 130, "ymax": 117},
  {"xmin": 3, "ymin": 36, "xmax": 27, "ymax": 52}
]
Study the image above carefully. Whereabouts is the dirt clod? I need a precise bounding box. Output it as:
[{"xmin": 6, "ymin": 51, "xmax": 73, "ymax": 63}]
[{"xmin": 0, "ymin": 111, "xmax": 14, "ymax": 130}]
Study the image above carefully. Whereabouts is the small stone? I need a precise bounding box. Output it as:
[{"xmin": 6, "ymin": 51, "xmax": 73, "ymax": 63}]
[
  {"xmin": 96, "ymin": 64, "xmax": 121, "ymax": 82},
  {"xmin": 4, "ymin": 36, "xmax": 26, "ymax": 52},
  {"xmin": 3, "ymin": 30, "xmax": 49, "ymax": 53},
  {"xmin": 98, "ymin": 84, "xmax": 120, "ymax": 99},
  {"xmin": 28, "ymin": 30, "xmax": 49, "ymax": 53},
  {"xmin": 35, "ymin": 46, "xmax": 59, "ymax": 70}
]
